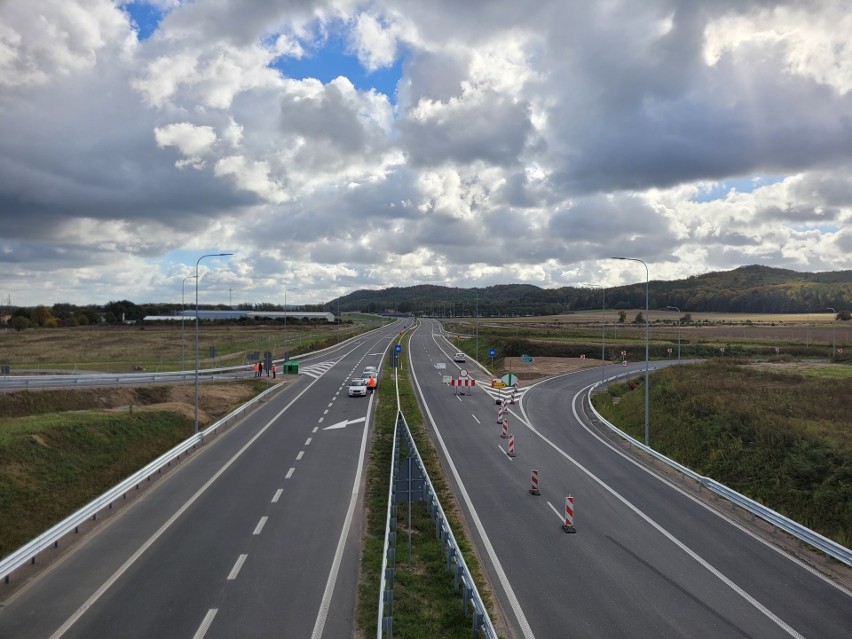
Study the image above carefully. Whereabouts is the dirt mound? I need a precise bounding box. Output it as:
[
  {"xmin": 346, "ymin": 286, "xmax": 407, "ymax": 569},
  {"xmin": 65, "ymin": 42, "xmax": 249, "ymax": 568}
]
[{"xmin": 0, "ymin": 383, "xmax": 262, "ymax": 425}]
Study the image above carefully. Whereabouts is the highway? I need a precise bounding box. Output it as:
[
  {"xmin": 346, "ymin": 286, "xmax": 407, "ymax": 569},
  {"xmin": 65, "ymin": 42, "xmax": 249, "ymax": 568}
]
[
  {"xmin": 408, "ymin": 318, "xmax": 852, "ymax": 638},
  {"xmin": 0, "ymin": 321, "xmax": 403, "ymax": 638}
]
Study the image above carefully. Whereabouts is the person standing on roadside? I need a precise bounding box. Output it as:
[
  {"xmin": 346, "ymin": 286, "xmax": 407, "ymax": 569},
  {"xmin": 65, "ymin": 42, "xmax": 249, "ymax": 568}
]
[
  {"xmin": 258, "ymin": 361, "xmax": 264, "ymax": 377},
  {"xmin": 272, "ymin": 364, "xmax": 277, "ymax": 379}
]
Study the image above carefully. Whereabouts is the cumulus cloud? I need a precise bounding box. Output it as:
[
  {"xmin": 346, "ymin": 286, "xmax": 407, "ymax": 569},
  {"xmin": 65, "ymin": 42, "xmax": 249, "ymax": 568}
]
[{"xmin": 0, "ymin": 0, "xmax": 850, "ymax": 307}]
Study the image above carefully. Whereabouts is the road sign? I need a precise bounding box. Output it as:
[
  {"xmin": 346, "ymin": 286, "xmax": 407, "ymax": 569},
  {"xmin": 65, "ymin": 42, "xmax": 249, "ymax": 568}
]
[
  {"xmin": 395, "ymin": 344, "xmax": 402, "ymax": 352},
  {"xmin": 501, "ymin": 373, "xmax": 518, "ymax": 386},
  {"xmin": 489, "ymin": 347, "xmax": 496, "ymax": 357},
  {"xmin": 521, "ymin": 355, "xmax": 533, "ymax": 363},
  {"xmin": 459, "ymin": 368, "xmax": 468, "ymax": 377}
]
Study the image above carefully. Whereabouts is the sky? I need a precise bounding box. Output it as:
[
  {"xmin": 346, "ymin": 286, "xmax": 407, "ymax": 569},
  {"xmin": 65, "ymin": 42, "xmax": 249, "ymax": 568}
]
[{"xmin": 2, "ymin": 1, "xmax": 851, "ymax": 308}]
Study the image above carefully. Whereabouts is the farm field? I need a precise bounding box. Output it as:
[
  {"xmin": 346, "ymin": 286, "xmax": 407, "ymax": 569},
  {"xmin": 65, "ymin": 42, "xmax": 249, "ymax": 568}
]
[{"xmin": 0, "ymin": 314, "xmax": 389, "ymax": 374}]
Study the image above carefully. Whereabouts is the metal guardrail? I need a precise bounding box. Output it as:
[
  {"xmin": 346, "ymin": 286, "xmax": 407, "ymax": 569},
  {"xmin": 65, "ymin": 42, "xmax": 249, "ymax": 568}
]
[
  {"xmin": 0, "ymin": 382, "xmax": 283, "ymax": 583},
  {"xmin": 377, "ymin": 356, "xmax": 497, "ymax": 638},
  {"xmin": 587, "ymin": 382, "xmax": 852, "ymax": 567}
]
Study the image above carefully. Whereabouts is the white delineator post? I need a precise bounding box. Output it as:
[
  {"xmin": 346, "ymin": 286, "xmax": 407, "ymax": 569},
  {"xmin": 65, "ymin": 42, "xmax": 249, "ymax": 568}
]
[{"xmin": 562, "ymin": 495, "xmax": 576, "ymax": 533}]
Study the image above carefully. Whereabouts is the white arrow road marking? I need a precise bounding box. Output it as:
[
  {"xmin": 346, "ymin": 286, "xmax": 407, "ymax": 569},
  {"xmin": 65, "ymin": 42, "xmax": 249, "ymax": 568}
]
[{"xmin": 323, "ymin": 416, "xmax": 367, "ymax": 430}]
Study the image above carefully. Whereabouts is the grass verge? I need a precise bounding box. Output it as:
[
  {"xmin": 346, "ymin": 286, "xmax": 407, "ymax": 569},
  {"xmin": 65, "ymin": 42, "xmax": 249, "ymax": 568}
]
[{"xmin": 592, "ymin": 359, "xmax": 852, "ymax": 547}]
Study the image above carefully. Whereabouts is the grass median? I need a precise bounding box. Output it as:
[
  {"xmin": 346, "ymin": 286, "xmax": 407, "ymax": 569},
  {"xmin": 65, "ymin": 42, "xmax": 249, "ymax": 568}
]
[{"xmin": 358, "ymin": 334, "xmax": 497, "ymax": 638}]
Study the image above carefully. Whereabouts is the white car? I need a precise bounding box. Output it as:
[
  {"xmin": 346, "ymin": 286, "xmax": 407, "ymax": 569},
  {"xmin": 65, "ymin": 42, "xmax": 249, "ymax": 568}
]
[
  {"xmin": 361, "ymin": 370, "xmax": 379, "ymax": 390},
  {"xmin": 453, "ymin": 352, "xmax": 466, "ymax": 363},
  {"xmin": 348, "ymin": 378, "xmax": 369, "ymax": 397},
  {"xmin": 362, "ymin": 365, "xmax": 378, "ymax": 375}
]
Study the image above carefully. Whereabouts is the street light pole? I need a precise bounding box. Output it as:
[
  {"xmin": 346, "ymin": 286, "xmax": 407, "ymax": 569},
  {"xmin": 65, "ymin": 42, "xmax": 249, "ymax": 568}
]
[
  {"xmin": 181, "ymin": 275, "xmax": 196, "ymax": 371},
  {"xmin": 611, "ymin": 256, "xmax": 650, "ymax": 446},
  {"xmin": 585, "ymin": 284, "xmax": 606, "ymax": 389},
  {"xmin": 827, "ymin": 307, "xmax": 837, "ymax": 358},
  {"xmin": 667, "ymin": 305, "xmax": 681, "ymax": 361},
  {"xmin": 284, "ymin": 287, "xmax": 299, "ymax": 362},
  {"xmin": 195, "ymin": 252, "xmax": 234, "ymax": 434},
  {"xmin": 475, "ymin": 290, "xmax": 479, "ymax": 363}
]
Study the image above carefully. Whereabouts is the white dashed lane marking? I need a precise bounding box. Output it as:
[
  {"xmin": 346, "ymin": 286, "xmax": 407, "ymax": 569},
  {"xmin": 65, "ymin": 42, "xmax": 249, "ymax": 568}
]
[{"xmin": 227, "ymin": 554, "xmax": 248, "ymax": 580}]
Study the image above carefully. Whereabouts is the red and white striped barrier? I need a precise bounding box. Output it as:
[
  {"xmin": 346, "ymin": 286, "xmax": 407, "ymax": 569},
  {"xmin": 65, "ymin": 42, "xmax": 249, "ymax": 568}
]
[
  {"xmin": 450, "ymin": 377, "xmax": 476, "ymax": 395},
  {"xmin": 562, "ymin": 495, "xmax": 576, "ymax": 533},
  {"xmin": 510, "ymin": 381, "xmax": 520, "ymax": 404},
  {"xmin": 497, "ymin": 401, "xmax": 506, "ymax": 423},
  {"xmin": 507, "ymin": 433, "xmax": 516, "ymax": 457},
  {"xmin": 529, "ymin": 469, "xmax": 540, "ymax": 495},
  {"xmin": 501, "ymin": 417, "xmax": 508, "ymax": 439}
]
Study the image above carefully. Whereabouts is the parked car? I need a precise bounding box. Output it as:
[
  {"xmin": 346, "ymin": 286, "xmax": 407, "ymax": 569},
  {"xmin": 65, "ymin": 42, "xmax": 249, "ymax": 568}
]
[
  {"xmin": 348, "ymin": 378, "xmax": 369, "ymax": 397},
  {"xmin": 453, "ymin": 352, "xmax": 466, "ymax": 363}
]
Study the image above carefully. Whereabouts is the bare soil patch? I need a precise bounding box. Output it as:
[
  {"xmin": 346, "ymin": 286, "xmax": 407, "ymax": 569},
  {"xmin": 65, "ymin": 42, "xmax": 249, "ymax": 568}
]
[{"xmin": 500, "ymin": 356, "xmax": 601, "ymax": 380}]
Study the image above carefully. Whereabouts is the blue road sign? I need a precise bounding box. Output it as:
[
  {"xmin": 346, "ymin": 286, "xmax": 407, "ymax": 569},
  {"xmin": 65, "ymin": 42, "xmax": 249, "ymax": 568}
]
[
  {"xmin": 395, "ymin": 344, "xmax": 402, "ymax": 352},
  {"xmin": 489, "ymin": 348, "xmax": 496, "ymax": 357}
]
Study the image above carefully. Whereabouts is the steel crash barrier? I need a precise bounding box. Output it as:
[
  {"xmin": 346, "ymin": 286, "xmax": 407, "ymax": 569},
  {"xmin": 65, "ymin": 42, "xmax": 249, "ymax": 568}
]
[
  {"xmin": 0, "ymin": 383, "xmax": 283, "ymax": 584},
  {"xmin": 587, "ymin": 382, "xmax": 852, "ymax": 568},
  {"xmin": 378, "ymin": 370, "xmax": 497, "ymax": 638}
]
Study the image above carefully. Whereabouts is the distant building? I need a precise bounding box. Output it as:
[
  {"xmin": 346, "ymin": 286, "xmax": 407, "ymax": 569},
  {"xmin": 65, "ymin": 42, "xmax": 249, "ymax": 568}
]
[{"xmin": 143, "ymin": 310, "xmax": 335, "ymax": 322}]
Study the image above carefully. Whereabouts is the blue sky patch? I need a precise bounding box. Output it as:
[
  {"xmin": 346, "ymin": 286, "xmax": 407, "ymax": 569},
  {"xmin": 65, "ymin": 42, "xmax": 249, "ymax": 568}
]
[
  {"xmin": 123, "ymin": 2, "xmax": 164, "ymax": 41},
  {"xmin": 691, "ymin": 175, "xmax": 786, "ymax": 203},
  {"xmin": 271, "ymin": 29, "xmax": 403, "ymax": 102}
]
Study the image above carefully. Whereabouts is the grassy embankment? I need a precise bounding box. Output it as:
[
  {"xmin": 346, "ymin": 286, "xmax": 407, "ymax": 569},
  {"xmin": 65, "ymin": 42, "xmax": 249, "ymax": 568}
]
[
  {"xmin": 593, "ymin": 360, "xmax": 852, "ymax": 548},
  {"xmin": 357, "ymin": 334, "xmax": 496, "ymax": 638},
  {"xmin": 0, "ymin": 380, "xmax": 268, "ymax": 559}
]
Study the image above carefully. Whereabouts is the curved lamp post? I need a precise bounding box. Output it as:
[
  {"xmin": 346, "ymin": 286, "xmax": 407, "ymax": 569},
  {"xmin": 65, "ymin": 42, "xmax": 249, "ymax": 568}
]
[
  {"xmin": 195, "ymin": 253, "xmax": 234, "ymax": 434},
  {"xmin": 666, "ymin": 305, "xmax": 681, "ymax": 361},
  {"xmin": 827, "ymin": 307, "xmax": 837, "ymax": 358},
  {"xmin": 611, "ymin": 256, "xmax": 649, "ymax": 446}
]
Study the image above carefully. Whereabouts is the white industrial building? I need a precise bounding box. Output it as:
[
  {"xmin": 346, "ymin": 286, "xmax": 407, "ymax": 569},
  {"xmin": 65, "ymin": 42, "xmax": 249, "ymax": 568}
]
[{"xmin": 144, "ymin": 310, "xmax": 336, "ymax": 322}]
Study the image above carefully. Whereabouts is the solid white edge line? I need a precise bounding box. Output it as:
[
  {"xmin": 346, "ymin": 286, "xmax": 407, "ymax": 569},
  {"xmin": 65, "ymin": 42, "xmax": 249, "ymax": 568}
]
[
  {"xmin": 253, "ymin": 517, "xmax": 268, "ymax": 536},
  {"xmin": 227, "ymin": 554, "xmax": 248, "ymax": 580},
  {"xmin": 191, "ymin": 608, "xmax": 218, "ymax": 639},
  {"xmin": 49, "ymin": 367, "xmax": 329, "ymax": 639},
  {"xmin": 416, "ymin": 322, "xmax": 536, "ymax": 639},
  {"xmin": 511, "ymin": 378, "xmax": 805, "ymax": 639}
]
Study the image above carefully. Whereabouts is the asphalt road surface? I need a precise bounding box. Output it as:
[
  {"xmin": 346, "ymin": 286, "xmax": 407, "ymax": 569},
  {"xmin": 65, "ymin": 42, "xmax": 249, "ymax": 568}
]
[
  {"xmin": 0, "ymin": 321, "xmax": 403, "ymax": 638},
  {"xmin": 409, "ymin": 318, "xmax": 852, "ymax": 639}
]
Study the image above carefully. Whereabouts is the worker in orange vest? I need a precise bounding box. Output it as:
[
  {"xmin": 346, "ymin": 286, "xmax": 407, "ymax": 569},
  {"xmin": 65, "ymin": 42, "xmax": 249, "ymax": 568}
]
[{"xmin": 368, "ymin": 375, "xmax": 377, "ymax": 393}]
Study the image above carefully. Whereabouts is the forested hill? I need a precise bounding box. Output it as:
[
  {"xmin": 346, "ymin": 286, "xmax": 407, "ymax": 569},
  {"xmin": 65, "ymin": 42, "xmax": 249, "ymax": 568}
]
[{"xmin": 331, "ymin": 265, "xmax": 852, "ymax": 316}]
